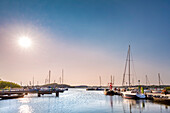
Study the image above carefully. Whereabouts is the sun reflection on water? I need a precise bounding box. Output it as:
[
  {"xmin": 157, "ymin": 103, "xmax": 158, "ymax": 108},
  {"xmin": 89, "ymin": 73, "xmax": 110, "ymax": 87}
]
[
  {"xmin": 19, "ymin": 105, "xmax": 32, "ymax": 113},
  {"xmin": 18, "ymin": 97, "xmax": 30, "ymax": 104},
  {"xmin": 18, "ymin": 95, "xmax": 32, "ymax": 113}
]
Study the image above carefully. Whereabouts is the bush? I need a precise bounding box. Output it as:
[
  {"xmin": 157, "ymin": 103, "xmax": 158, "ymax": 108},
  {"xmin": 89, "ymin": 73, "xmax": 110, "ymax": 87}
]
[
  {"xmin": 0, "ymin": 81, "xmax": 21, "ymax": 89},
  {"xmin": 165, "ymin": 87, "xmax": 170, "ymax": 90}
]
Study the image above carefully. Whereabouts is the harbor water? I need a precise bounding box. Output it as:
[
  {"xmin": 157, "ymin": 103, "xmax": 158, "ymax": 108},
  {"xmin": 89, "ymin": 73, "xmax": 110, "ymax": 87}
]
[{"xmin": 0, "ymin": 88, "xmax": 169, "ymax": 113}]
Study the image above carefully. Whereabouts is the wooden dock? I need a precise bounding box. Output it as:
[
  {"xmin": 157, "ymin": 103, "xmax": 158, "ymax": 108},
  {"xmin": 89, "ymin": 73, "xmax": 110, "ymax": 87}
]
[
  {"xmin": 0, "ymin": 89, "xmax": 63, "ymax": 99},
  {"xmin": 145, "ymin": 93, "xmax": 170, "ymax": 99},
  {"xmin": 145, "ymin": 93, "xmax": 170, "ymax": 105}
]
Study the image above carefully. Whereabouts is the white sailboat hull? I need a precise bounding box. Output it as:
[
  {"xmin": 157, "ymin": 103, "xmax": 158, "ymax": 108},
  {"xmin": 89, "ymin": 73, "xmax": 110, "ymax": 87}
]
[{"xmin": 122, "ymin": 91, "xmax": 146, "ymax": 99}]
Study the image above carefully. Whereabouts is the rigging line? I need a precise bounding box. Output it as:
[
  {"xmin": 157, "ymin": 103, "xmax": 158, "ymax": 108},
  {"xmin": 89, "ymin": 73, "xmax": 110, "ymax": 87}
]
[
  {"xmin": 161, "ymin": 79, "xmax": 164, "ymax": 85},
  {"xmin": 45, "ymin": 74, "xmax": 49, "ymax": 84},
  {"xmin": 122, "ymin": 49, "xmax": 129, "ymax": 86},
  {"xmin": 130, "ymin": 49, "xmax": 137, "ymax": 84},
  {"xmin": 147, "ymin": 76, "xmax": 150, "ymax": 85}
]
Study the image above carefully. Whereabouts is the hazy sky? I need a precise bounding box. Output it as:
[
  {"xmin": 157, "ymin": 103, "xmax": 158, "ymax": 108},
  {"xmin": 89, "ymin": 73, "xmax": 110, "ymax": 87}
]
[{"xmin": 0, "ymin": 0, "xmax": 170, "ymax": 86}]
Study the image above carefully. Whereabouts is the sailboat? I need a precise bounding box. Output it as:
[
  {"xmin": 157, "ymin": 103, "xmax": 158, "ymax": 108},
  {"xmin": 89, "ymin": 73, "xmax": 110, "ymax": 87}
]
[
  {"xmin": 86, "ymin": 76, "xmax": 104, "ymax": 91},
  {"xmin": 151, "ymin": 73, "xmax": 163, "ymax": 93},
  {"xmin": 96, "ymin": 76, "xmax": 104, "ymax": 91},
  {"xmin": 104, "ymin": 75, "xmax": 115, "ymax": 95},
  {"xmin": 121, "ymin": 45, "xmax": 146, "ymax": 99}
]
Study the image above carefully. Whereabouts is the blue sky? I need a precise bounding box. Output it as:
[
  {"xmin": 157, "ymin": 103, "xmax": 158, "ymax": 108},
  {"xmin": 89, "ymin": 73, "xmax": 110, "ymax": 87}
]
[{"xmin": 0, "ymin": 0, "xmax": 170, "ymax": 85}]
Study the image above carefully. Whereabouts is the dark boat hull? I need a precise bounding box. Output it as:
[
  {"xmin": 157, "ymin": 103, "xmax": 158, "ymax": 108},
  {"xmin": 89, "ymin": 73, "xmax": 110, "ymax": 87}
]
[
  {"xmin": 123, "ymin": 94, "xmax": 139, "ymax": 99},
  {"xmin": 114, "ymin": 91, "xmax": 122, "ymax": 95},
  {"xmin": 95, "ymin": 89, "xmax": 104, "ymax": 91},
  {"xmin": 104, "ymin": 90, "xmax": 115, "ymax": 96},
  {"xmin": 0, "ymin": 94, "xmax": 24, "ymax": 99},
  {"xmin": 86, "ymin": 88, "xmax": 96, "ymax": 91},
  {"xmin": 153, "ymin": 97, "xmax": 170, "ymax": 105}
]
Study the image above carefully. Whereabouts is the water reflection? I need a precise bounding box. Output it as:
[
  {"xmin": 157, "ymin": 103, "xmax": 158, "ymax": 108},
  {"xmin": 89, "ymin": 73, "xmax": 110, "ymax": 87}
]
[
  {"xmin": 109, "ymin": 96, "xmax": 113, "ymax": 113},
  {"xmin": 18, "ymin": 98, "xmax": 30, "ymax": 104},
  {"xmin": 19, "ymin": 105, "xmax": 32, "ymax": 113},
  {"xmin": 123, "ymin": 99, "xmax": 145, "ymax": 111},
  {"xmin": 121, "ymin": 98, "xmax": 169, "ymax": 113},
  {"xmin": 0, "ymin": 89, "xmax": 169, "ymax": 113}
]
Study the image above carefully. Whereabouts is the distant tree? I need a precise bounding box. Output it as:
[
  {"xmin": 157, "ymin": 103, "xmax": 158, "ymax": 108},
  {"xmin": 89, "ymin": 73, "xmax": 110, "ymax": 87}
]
[{"xmin": 0, "ymin": 81, "xmax": 21, "ymax": 89}]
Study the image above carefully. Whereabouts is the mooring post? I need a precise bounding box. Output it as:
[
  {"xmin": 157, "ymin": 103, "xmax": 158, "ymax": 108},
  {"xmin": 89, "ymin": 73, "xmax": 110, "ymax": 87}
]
[{"xmin": 56, "ymin": 92, "xmax": 59, "ymax": 97}]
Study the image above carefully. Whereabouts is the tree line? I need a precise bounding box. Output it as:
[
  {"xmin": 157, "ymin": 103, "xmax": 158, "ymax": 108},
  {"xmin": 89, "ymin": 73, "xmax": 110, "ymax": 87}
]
[{"xmin": 0, "ymin": 80, "xmax": 21, "ymax": 89}]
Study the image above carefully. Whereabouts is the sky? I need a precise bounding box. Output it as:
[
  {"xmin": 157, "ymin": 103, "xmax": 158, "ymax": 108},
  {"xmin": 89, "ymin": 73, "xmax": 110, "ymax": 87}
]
[{"xmin": 0, "ymin": 0, "xmax": 170, "ymax": 86}]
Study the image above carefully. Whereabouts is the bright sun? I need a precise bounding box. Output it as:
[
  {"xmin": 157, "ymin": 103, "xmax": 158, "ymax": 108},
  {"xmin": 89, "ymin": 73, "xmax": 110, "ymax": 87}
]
[{"xmin": 18, "ymin": 37, "xmax": 32, "ymax": 48}]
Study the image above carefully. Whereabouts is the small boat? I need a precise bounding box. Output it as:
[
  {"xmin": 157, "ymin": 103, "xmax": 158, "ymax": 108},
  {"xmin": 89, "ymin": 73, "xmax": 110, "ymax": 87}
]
[
  {"xmin": 152, "ymin": 90, "xmax": 162, "ymax": 93},
  {"xmin": 114, "ymin": 91, "xmax": 122, "ymax": 95},
  {"xmin": 104, "ymin": 75, "xmax": 115, "ymax": 96},
  {"xmin": 114, "ymin": 88, "xmax": 122, "ymax": 95},
  {"xmin": 63, "ymin": 88, "xmax": 68, "ymax": 91},
  {"xmin": 122, "ymin": 90, "xmax": 146, "ymax": 99},
  {"xmin": 153, "ymin": 95, "xmax": 170, "ymax": 105},
  {"xmin": 144, "ymin": 89, "xmax": 152, "ymax": 93},
  {"xmin": 104, "ymin": 89, "xmax": 115, "ymax": 95},
  {"xmin": 87, "ymin": 76, "xmax": 104, "ymax": 91},
  {"xmin": 86, "ymin": 87, "xmax": 96, "ymax": 91},
  {"xmin": 55, "ymin": 88, "xmax": 65, "ymax": 93},
  {"xmin": 95, "ymin": 87, "xmax": 104, "ymax": 91},
  {"xmin": 96, "ymin": 76, "xmax": 104, "ymax": 91},
  {"xmin": 0, "ymin": 94, "xmax": 24, "ymax": 99}
]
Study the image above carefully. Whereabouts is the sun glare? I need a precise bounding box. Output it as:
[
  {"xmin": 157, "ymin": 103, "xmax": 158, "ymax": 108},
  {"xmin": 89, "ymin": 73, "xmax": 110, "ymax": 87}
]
[{"xmin": 18, "ymin": 37, "xmax": 32, "ymax": 48}]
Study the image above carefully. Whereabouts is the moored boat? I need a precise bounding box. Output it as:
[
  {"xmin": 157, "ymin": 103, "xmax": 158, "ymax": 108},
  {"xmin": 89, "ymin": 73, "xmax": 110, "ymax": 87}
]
[
  {"xmin": 144, "ymin": 89, "xmax": 152, "ymax": 93},
  {"xmin": 152, "ymin": 90, "xmax": 162, "ymax": 94},
  {"xmin": 0, "ymin": 94, "xmax": 24, "ymax": 99},
  {"xmin": 104, "ymin": 89, "xmax": 115, "ymax": 95},
  {"xmin": 104, "ymin": 75, "xmax": 115, "ymax": 96},
  {"xmin": 121, "ymin": 46, "xmax": 146, "ymax": 99},
  {"xmin": 153, "ymin": 95, "xmax": 170, "ymax": 105},
  {"xmin": 86, "ymin": 87, "xmax": 96, "ymax": 91},
  {"xmin": 95, "ymin": 87, "xmax": 104, "ymax": 91},
  {"xmin": 122, "ymin": 90, "xmax": 146, "ymax": 99}
]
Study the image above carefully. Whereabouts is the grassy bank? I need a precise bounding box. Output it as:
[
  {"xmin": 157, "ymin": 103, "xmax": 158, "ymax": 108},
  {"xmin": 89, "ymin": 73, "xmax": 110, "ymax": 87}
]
[{"xmin": 0, "ymin": 81, "xmax": 21, "ymax": 89}]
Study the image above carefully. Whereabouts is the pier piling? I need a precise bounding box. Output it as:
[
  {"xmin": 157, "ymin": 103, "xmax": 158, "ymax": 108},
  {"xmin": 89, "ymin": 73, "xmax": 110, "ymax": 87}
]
[
  {"xmin": 38, "ymin": 93, "xmax": 41, "ymax": 97},
  {"xmin": 56, "ymin": 92, "xmax": 59, "ymax": 97}
]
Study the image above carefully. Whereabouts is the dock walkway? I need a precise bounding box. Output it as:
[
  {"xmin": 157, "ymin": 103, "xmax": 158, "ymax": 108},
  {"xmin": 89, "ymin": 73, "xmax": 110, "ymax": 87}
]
[{"xmin": 0, "ymin": 89, "xmax": 63, "ymax": 99}]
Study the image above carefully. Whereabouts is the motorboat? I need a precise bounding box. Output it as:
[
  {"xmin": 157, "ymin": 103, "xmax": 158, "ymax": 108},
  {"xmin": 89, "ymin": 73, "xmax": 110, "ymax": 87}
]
[{"xmin": 122, "ymin": 90, "xmax": 146, "ymax": 99}]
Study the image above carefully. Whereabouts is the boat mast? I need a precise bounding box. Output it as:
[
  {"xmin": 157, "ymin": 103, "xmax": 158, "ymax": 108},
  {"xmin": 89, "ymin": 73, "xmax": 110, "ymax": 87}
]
[
  {"xmin": 49, "ymin": 70, "xmax": 51, "ymax": 84},
  {"xmin": 59, "ymin": 77, "xmax": 61, "ymax": 84},
  {"xmin": 99, "ymin": 76, "xmax": 101, "ymax": 87},
  {"xmin": 145, "ymin": 75, "xmax": 151, "ymax": 86},
  {"xmin": 128, "ymin": 45, "xmax": 131, "ymax": 86},
  {"xmin": 146, "ymin": 75, "xmax": 147, "ymax": 85},
  {"xmin": 158, "ymin": 73, "xmax": 160, "ymax": 86},
  {"xmin": 33, "ymin": 76, "xmax": 34, "ymax": 87},
  {"xmin": 62, "ymin": 69, "xmax": 64, "ymax": 84},
  {"xmin": 122, "ymin": 46, "xmax": 129, "ymax": 86},
  {"xmin": 110, "ymin": 75, "xmax": 112, "ymax": 90}
]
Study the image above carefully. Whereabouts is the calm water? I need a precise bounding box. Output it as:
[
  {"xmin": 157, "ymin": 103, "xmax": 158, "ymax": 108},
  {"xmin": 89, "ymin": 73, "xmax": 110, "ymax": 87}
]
[{"xmin": 0, "ymin": 88, "xmax": 169, "ymax": 113}]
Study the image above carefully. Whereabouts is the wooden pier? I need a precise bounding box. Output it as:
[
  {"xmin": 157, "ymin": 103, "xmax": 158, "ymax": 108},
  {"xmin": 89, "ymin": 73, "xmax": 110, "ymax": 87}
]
[
  {"xmin": 145, "ymin": 93, "xmax": 170, "ymax": 99},
  {"xmin": 0, "ymin": 89, "xmax": 62, "ymax": 99},
  {"xmin": 145, "ymin": 93, "xmax": 170, "ymax": 105}
]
